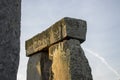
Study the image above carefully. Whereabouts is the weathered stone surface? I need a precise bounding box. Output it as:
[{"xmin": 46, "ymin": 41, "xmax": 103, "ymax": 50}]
[
  {"xmin": 27, "ymin": 53, "xmax": 42, "ymax": 80},
  {"xmin": 0, "ymin": 0, "xmax": 21, "ymax": 80},
  {"xmin": 40, "ymin": 52, "xmax": 52, "ymax": 80},
  {"xmin": 27, "ymin": 52, "xmax": 52, "ymax": 80},
  {"xmin": 26, "ymin": 17, "xmax": 87, "ymax": 56},
  {"xmin": 49, "ymin": 39, "xmax": 93, "ymax": 80}
]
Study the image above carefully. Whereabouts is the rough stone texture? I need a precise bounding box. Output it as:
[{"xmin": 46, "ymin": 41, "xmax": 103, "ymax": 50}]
[
  {"xmin": 27, "ymin": 53, "xmax": 42, "ymax": 80},
  {"xmin": 0, "ymin": 0, "xmax": 21, "ymax": 80},
  {"xmin": 41, "ymin": 52, "xmax": 52, "ymax": 80},
  {"xmin": 26, "ymin": 17, "xmax": 93, "ymax": 80},
  {"xmin": 26, "ymin": 17, "xmax": 87, "ymax": 56},
  {"xmin": 27, "ymin": 52, "xmax": 52, "ymax": 80},
  {"xmin": 49, "ymin": 39, "xmax": 93, "ymax": 80}
]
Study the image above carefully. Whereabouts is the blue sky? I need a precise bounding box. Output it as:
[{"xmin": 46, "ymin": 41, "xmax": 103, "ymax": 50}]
[{"xmin": 17, "ymin": 0, "xmax": 120, "ymax": 80}]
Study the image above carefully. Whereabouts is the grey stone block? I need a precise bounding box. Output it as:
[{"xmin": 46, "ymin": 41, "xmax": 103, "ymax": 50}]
[
  {"xmin": 27, "ymin": 53, "xmax": 42, "ymax": 80},
  {"xmin": 27, "ymin": 52, "xmax": 52, "ymax": 80},
  {"xmin": 49, "ymin": 39, "xmax": 93, "ymax": 80},
  {"xmin": 26, "ymin": 17, "xmax": 87, "ymax": 56},
  {"xmin": 0, "ymin": 0, "xmax": 21, "ymax": 80}
]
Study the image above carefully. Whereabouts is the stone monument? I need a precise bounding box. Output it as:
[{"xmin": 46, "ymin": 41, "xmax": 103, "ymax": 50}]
[
  {"xmin": 25, "ymin": 17, "xmax": 93, "ymax": 80},
  {"xmin": 0, "ymin": 0, "xmax": 21, "ymax": 80}
]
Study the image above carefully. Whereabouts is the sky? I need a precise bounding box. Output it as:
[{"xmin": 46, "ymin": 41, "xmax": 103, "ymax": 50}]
[{"xmin": 17, "ymin": 0, "xmax": 120, "ymax": 80}]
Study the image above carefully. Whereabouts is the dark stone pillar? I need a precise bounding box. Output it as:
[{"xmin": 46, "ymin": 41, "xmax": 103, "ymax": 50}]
[{"xmin": 0, "ymin": 0, "xmax": 21, "ymax": 80}]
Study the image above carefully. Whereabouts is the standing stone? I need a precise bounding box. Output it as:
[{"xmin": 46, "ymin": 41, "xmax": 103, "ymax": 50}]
[
  {"xmin": 49, "ymin": 39, "xmax": 93, "ymax": 80},
  {"xmin": 27, "ymin": 53, "xmax": 42, "ymax": 80},
  {"xmin": 27, "ymin": 52, "xmax": 52, "ymax": 80},
  {"xmin": 25, "ymin": 17, "xmax": 93, "ymax": 80},
  {"xmin": 0, "ymin": 0, "xmax": 21, "ymax": 80}
]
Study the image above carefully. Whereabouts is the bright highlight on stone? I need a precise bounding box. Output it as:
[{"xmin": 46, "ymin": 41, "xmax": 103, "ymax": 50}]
[{"xmin": 25, "ymin": 17, "xmax": 93, "ymax": 80}]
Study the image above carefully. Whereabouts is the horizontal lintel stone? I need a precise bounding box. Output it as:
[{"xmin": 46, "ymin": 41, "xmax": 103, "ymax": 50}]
[{"xmin": 25, "ymin": 17, "xmax": 87, "ymax": 56}]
